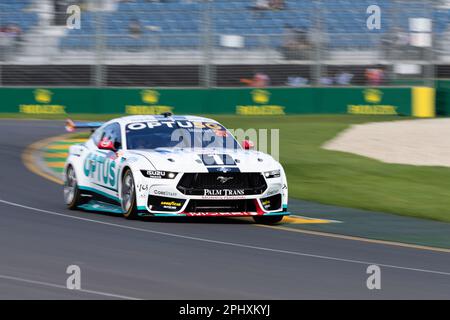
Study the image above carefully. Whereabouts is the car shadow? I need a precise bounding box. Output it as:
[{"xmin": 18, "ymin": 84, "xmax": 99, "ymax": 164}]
[
  {"xmin": 140, "ymin": 216, "xmax": 255, "ymax": 224},
  {"xmin": 77, "ymin": 208, "xmax": 255, "ymax": 225}
]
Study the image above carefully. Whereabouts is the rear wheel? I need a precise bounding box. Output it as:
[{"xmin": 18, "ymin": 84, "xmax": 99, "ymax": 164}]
[
  {"xmin": 64, "ymin": 165, "xmax": 86, "ymax": 210},
  {"xmin": 253, "ymin": 215, "xmax": 284, "ymax": 225},
  {"xmin": 121, "ymin": 169, "xmax": 139, "ymax": 220}
]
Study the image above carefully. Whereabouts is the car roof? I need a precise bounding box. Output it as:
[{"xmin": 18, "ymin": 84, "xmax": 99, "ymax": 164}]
[{"xmin": 115, "ymin": 115, "xmax": 219, "ymax": 125}]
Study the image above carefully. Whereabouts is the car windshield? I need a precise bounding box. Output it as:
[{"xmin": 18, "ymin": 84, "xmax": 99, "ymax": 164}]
[{"xmin": 125, "ymin": 120, "xmax": 240, "ymax": 150}]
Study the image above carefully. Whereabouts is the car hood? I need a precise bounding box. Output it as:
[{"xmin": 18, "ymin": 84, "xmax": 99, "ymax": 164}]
[{"xmin": 126, "ymin": 148, "xmax": 280, "ymax": 173}]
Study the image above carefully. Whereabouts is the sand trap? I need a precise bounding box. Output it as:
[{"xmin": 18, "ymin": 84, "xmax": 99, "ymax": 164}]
[{"xmin": 323, "ymin": 119, "xmax": 450, "ymax": 167}]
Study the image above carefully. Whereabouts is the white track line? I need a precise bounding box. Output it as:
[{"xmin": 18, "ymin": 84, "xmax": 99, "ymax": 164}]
[
  {"xmin": 1, "ymin": 199, "xmax": 449, "ymax": 277},
  {"xmin": 0, "ymin": 274, "xmax": 140, "ymax": 300}
]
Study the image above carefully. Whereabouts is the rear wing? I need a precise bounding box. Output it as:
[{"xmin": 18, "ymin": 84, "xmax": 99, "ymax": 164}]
[{"xmin": 65, "ymin": 119, "xmax": 104, "ymax": 132}]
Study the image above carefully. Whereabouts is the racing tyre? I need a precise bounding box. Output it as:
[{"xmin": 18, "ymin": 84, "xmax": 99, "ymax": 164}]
[
  {"xmin": 253, "ymin": 215, "xmax": 284, "ymax": 225},
  {"xmin": 64, "ymin": 165, "xmax": 87, "ymax": 210},
  {"xmin": 121, "ymin": 169, "xmax": 139, "ymax": 220}
]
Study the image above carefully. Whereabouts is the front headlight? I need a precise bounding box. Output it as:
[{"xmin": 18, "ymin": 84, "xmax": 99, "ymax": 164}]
[
  {"xmin": 140, "ymin": 170, "xmax": 178, "ymax": 179},
  {"xmin": 264, "ymin": 170, "xmax": 281, "ymax": 179}
]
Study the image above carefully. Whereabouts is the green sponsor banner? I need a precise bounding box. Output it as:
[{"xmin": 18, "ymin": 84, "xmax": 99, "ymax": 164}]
[
  {"xmin": 0, "ymin": 87, "xmax": 412, "ymax": 116},
  {"xmin": 436, "ymin": 80, "xmax": 450, "ymax": 116}
]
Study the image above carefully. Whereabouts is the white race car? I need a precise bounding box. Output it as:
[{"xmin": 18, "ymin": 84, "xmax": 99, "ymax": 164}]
[{"xmin": 64, "ymin": 114, "xmax": 289, "ymax": 224}]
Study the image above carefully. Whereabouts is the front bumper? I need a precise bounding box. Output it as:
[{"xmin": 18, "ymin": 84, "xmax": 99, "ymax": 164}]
[
  {"xmin": 149, "ymin": 211, "xmax": 289, "ymax": 218},
  {"xmin": 135, "ymin": 172, "xmax": 288, "ymax": 217}
]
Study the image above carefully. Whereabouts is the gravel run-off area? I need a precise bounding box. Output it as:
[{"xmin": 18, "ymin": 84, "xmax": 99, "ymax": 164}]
[{"xmin": 322, "ymin": 118, "xmax": 450, "ymax": 168}]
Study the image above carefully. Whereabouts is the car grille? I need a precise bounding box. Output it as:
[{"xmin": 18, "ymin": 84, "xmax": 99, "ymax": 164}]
[{"xmin": 177, "ymin": 172, "xmax": 267, "ymax": 196}]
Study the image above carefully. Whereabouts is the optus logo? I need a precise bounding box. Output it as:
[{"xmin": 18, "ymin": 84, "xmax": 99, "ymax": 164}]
[{"xmin": 83, "ymin": 153, "xmax": 117, "ymax": 187}]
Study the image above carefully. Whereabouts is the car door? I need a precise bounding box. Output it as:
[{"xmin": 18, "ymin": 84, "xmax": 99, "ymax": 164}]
[{"xmin": 88, "ymin": 123, "xmax": 122, "ymax": 199}]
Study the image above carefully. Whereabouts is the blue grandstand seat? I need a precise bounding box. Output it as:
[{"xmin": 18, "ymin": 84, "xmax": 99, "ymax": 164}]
[
  {"xmin": 57, "ymin": 0, "xmax": 449, "ymax": 51},
  {"xmin": 0, "ymin": 0, "xmax": 38, "ymax": 32}
]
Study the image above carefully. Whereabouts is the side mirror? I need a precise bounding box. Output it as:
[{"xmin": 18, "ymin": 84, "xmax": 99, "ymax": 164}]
[
  {"xmin": 242, "ymin": 139, "xmax": 255, "ymax": 150},
  {"xmin": 98, "ymin": 138, "xmax": 115, "ymax": 151}
]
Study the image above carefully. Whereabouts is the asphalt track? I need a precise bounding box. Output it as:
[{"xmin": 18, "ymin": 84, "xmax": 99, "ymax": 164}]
[{"xmin": 0, "ymin": 119, "xmax": 449, "ymax": 299}]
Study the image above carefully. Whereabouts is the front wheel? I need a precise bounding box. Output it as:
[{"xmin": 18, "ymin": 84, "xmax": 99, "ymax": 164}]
[
  {"xmin": 253, "ymin": 215, "xmax": 284, "ymax": 225},
  {"xmin": 121, "ymin": 169, "xmax": 139, "ymax": 220},
  {"xmin": 64, "ymin": 165, "xmax": 87, "ymax": 210}
]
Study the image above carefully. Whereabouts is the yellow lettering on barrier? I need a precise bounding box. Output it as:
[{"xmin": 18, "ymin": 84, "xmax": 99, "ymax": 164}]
[
  {"xmin": 125, "ymin": 106, "xmax": 174, "ymax": 115},
  {"xmin": 20, "ymin": 105, "xmax": 66, "ymax": 114},
  {"xmin": 347, "ymin": 105, "xmax": 398, "ymax": 115},
  {"xmin": 236, "ymin": 105, "xmax": 285, "ymax": 115}
]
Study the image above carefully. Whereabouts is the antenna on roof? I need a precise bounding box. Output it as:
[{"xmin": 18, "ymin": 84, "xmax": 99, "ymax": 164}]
[{"xmin": 161, "ymin": 112, "xmax": 173, "ymax": 118}]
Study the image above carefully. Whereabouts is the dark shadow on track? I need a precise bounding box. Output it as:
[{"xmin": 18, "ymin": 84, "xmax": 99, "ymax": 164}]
[{"xmin": 74, "ymin": 208, "xmax": 256, "ymax": 224}]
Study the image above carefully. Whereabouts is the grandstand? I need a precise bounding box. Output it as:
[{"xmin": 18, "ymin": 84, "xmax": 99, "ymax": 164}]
[
  {"xmin": 0, "ymin": 0, "xmax": 448, "ymax": 86},
  {"xmin": 0, "ymin": 1, "xmax": 38, "ymax": 31},
  {"xmin": 57, "ymin": 0, "xmax": 448, "ymax": 52}
]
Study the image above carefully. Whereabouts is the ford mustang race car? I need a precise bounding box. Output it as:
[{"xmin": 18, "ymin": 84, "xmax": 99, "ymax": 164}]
[{"xmin": 63, "ymin": 114, "xmax": 289, "ymax": 224}]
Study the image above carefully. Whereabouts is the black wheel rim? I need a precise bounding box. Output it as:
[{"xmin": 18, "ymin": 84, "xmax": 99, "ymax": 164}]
[
  {"xmin": 64, "ymin": 167, "xmax": 76, "ymax": 205},
  {"xmin": 122, "ymin": 172, "xmax": 135, "ymax": 213}
]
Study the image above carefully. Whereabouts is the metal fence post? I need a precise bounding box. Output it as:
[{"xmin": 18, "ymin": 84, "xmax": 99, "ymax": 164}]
[
  {"xmin": 313, "ymin": 0, "xmax": 323, "ymax": 86},
  {"xmin": 93, "ymin": 6, "xmax": 105, "ymax": 87},
  {"xmin": 201, "ymin": 0, "xmax": 214, "ymax": 88},
  {"xmin": 424, "ymin": 0, "xmax": 436, "ymax": 88}
]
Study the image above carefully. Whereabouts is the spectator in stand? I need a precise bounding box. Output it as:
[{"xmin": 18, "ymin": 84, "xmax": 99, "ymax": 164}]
[
  {"xmin": 8, "ymin": 24, "xmax": 23, "ymax": 49},
  {"xmin": 253, "ymin": 0, "xmax": 270, "ymax": 10},
  {"xmin": 129, "ymin": 18, "xmax": 142, "ymax": 39},
  {"xmin": 253, "ymin": 72, "xmax": 270, "ymax": 87},
  {"xmin": 280, "ymin": 25, "xmax": 311, "ymax": 60},
  {"xmin": 270, "ymin": 0, "xmax": 285, "ymax": 10},
  {"xmin": 335, "ymin": 71, "xmax": 354, "ymax": 85},
  {"xmin": 251, "ymin": 0, "xmax": 285, "ymax": 11},
  {"xmin": 286, "ymin": 76, "xmax": 309, "ymax": 87},
  {"xmin": 365, "ymin": 67, "xmax": 385, "ymax": 86},
  {"xmin": 0, "ymin": 24, "xmax": 22, "ymax": 56},
  {"xmin": 319, "ymin": 75, "xmax": 333, "ymax": 85},
  {"xmin": 128, "ymin": 18, "xmax": 143, "ymax": 52},
  {"xmin": 240, "ymin": 72, "xmax": 271, "ymax": 87}
]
